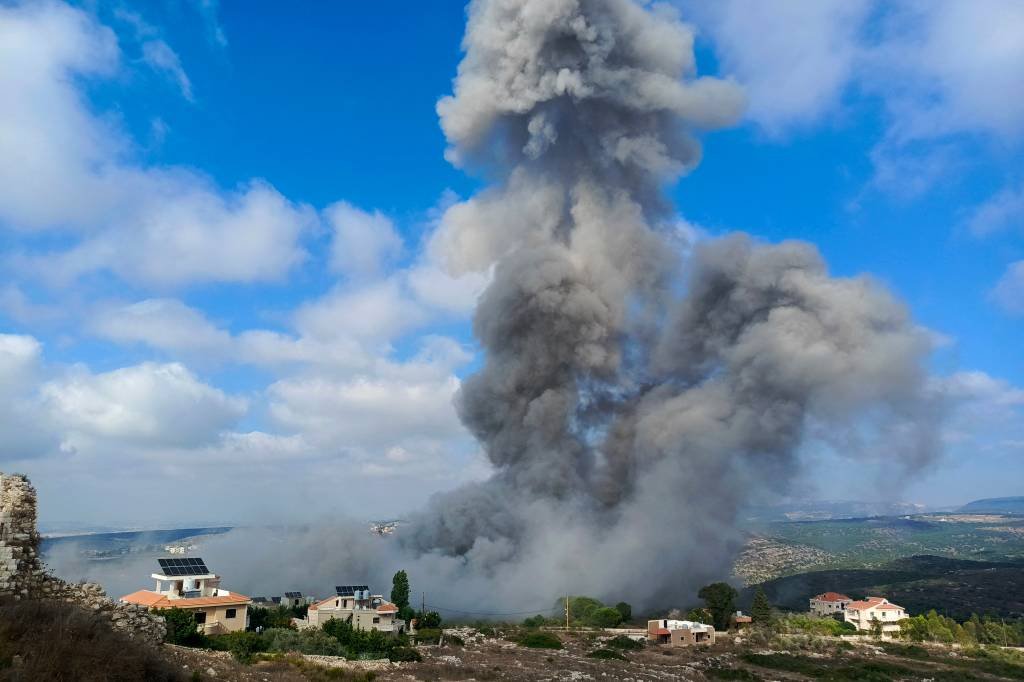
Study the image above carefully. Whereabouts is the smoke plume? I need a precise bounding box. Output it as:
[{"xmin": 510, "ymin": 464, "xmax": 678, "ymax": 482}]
[{"xmin": 396, "ymin": 0, "xmax": 938, "ymax": 611}]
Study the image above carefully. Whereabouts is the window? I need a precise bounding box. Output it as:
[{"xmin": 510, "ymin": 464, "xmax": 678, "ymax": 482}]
[
  {"xmin": 226, "ymin": 609, "xmax": 237, "ymax": 619},
  {"xmin": 372, "ymin": 617, "xmax": 380, "ymax": 624},
  {"xmin": 194, "ymin": 611, "xmax": 207, "ymax": 624}
]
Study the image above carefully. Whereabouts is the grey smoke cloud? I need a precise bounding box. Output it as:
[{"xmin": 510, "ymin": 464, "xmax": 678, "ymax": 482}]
[
  {"xmin": 50, "ymin": 0, "xmax": 937, "ymax": 615},
  {"xmin": 395, "ymin": 0, "xmax": 938, "ymax": 612}
]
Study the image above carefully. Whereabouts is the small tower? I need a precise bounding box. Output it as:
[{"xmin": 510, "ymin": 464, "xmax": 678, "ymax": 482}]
[{"xmin": 0, "ymin": 473, "xmax": 45, "ymax": 599}]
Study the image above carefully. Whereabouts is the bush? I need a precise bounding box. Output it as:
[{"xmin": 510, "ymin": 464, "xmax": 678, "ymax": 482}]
[
  {"xmin": 523, "ymin": 615, "xmax": 547, "ymax": 628},
  {"xmin": 604, "ymin": 635, "xmax": 644, "ymax": 650},
  {"xmin": 262, "ymin": 627, "xmax": 347, "ymax": 657},
  {"xmin": 388, "ymin": 647, "xmax": 422, "ymax": 662},
  {"xmin": 0, "ymin": 598, "xmax": 186, "ymax": 681},
  {"xmin": 163, "ymin": 607, "xmax": 208, "ymax": 647},
  {"xmin": 415, "ymin": 611, "xmax": 442, "ymax": 628},
  {"xmin": 587, "ymin": 648, "xmax": 627, "ymax": 661},
  {"xmin": 207, "ymin": 631, "xmax": 268, "ymax": 662},
  {"xmin": 413, "ymin": 628, "xmax": 441, "ymax": 644},
  {"xmin": 614, "ymin": 602, "xmax": 632, "ymax": 623},
  {"xmin": 518, "ymin": 632, "xmax": 563, "ymax": 649}
]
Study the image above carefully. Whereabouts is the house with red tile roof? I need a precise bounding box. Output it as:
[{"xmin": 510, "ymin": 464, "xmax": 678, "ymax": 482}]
[
  {"xmin": 809, "ymin": 591, "xmax": 853, "ymax": 617},
  {"xmin": 843, "ymin": 596, "xmax": 907, "ymax": 633},
  {"xmin": 119, "ymin": 557, "xmax": 251, "ymax": 635}
]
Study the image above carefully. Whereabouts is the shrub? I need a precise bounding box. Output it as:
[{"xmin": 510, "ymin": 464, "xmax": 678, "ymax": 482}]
[
  {"xmin": 587, "ymin": 648, "xmax": 627, "ymax": 661},
  {"xmin": 523, "ymin": 615, "xmax": 547, "ymax": 628},
  {"xmin": 262, "ymin": 627, "xmax": 347, "ymax": 657},
  {"xmin": 388, "ymin": 646, "xmax": 422, "ymax": 662},
  {"xmin": 518, "ymin": 632, "xmax": 563, "ymax": 649},
  {"xmin": 706, "ymin": 667, "xmax": 761, "ymax": 681},
  {"xmin": 162, "ymin": 607, "xmax": 208, "ymax": 647},
  {"xmin": 614, "ymin": 602, "xmax": 632, "ymax": 623},
  {"xmin": 604, "ymin": 635, "xmax": 644, "ymax": 650},
  {"xmin": 0, "ymin": 598, "xmax": 186, "ymax": 681},
  {"xmin": 415, "ymin": 611, "xmax": 442, "ymax": 628},
  {"xmin": 207, "ymin": 631, "xmax": 267, "ymax": 663},
  {"xmin": 413, "ymin": 628, "xmax": 442, "ymax": 644}
]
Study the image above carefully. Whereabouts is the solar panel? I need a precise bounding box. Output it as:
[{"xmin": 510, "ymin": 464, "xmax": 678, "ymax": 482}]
[
  {"xmin": 335, "ymin": 585, "xmax": 369, "ymax": 596},
  {"xmin": 284, "ymin": 591, "xmax": 302, "ymax": 599},
  {"xmin": 157, "ymin": 557, "xmax": 211, "ymax": 576}
]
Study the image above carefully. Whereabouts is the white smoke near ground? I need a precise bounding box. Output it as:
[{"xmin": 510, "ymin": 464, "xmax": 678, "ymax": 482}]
[{"xmin": 50, "ymin": 0, "xmax": 941, "ymax": 615}]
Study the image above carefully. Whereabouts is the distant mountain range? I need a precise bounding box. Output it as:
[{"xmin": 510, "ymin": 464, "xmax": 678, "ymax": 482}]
[{"xmin": 959, "ymin": 496, "xmax": 1024, "ymax": 514}]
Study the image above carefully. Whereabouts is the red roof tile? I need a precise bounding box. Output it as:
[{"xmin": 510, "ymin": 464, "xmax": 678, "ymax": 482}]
[
  {"xmin": 120, "ymin": 590, "xmax": 251, "ymax": 609},
  {"xmin": 651, "ymin": 628, "xmax": 670, "ymax": 636},
  {"xmin": 813, "ymin": 592, "xmax": 852, "ymax": 602}
]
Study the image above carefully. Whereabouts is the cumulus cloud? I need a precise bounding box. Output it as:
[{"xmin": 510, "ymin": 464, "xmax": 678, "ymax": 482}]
[
  {"xmin": 687, "ymin": 0, "xmax": 871, "ymax": 134},
  {"xmin": 0, "ymin": 1, "xmax": 313, "ymax": 287},
  {"xmin": 91, "ymin": 298, "xmax": 232, "ymax": 356},
  {"xmin": 326, "ymin": 202, "xmax": 403, "ymax": 280},
  {"xmin": 42, "ymin": 362, "xmax": 247, "ymax": 450}
]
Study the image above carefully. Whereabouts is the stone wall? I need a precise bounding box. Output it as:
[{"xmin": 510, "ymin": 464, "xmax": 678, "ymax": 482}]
[{"xmin": 0, "ymin": 472, "xmax": 166, "ymax": 647}]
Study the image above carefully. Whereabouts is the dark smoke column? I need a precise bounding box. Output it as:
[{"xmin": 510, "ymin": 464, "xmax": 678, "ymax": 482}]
[{"xmin": 402, "ymin": 0, "xmax": 939, "ymax": 611}]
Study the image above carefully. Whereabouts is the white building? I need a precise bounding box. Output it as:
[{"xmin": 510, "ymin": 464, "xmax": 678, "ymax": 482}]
[
  {"xmin": 647, "ymin": 619, "xmax": 715, "ymax": 646},
  {"xmin": 120, "ymin": 557, "xmax": 251, "ymax": 635},
  {"xmin": 300, "ymin": 584, "xmax": 405, "ymax": 634},
  {"xmin": 809, "ymin": 592, "xmax": 852, "ymax": 617},
  {"xmin": 843, "ymin": 596, "xmax": 908, "ymax": 633}
]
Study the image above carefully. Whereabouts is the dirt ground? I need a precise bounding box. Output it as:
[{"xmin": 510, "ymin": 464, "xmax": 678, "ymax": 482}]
[{"xmin": 162, "ymin": 631, "xmax": 1024, "ymax": 681}]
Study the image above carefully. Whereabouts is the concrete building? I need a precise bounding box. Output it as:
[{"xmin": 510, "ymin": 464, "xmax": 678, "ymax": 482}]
[
  {"xmin": 647, "ymin": 618, "xmax": 715, "ymax": 646},
  {"xmin": 120, "ymin": 558, "xmax": 251, "ymax": 635},
  {"xmin": 843, "ymin": 597, "xmax": 907, "ymax": 634},
  {"xmin": 810, "ymin": 592, "xmax": 852, "ymax": 617},
  {"xmin": 301, "ymin": 584, "xmax": 405, "ymax": 634}
]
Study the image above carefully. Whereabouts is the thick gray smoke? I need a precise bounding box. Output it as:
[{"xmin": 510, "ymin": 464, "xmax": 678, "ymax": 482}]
[
  {"xmin": 395, "ymin": 0, "xmax": 939, "ymax": 611},
  {"xmin": 52, "ymin": 0, "xmax": 938, "ymax": 614}
]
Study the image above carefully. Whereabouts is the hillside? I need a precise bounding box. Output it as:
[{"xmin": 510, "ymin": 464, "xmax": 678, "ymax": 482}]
[
  {"xmin": 747, "ymin": 555, "xmax": 1024, "ymax": 620},
  {"xmin": 960, "ymin": 497, "xmax": 1024, "ymax": 514}
]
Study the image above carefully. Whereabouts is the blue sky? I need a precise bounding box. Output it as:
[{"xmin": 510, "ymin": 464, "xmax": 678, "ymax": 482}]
[{"xmin": 0, "ymin": 0, "xmax": 1021, "ymax": 529}]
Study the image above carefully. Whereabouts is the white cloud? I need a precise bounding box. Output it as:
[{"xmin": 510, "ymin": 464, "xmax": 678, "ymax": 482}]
[
  {"xmin": 325, "ymin": 201, "xmax": 403, "ymax": 280},
  {"xmin": 992, "ymin": 260, "xmax": 1024, "ymax": 315},
  {"xmin": 43, "ymin": 362, "xmax": 247, "ymax": 449},
  {"xmin": 692, "ymin": 0, "xmax": 1024, "ymax": 143},
  {"xmin": 0, "ymin": 333, "xmax": 42, "ymax": 394},
  {"xmin": 688, "ymin": 0, "xmax": 872, "ymax": 134},
  {"xmin": 91, "ymin": 298, "xmax": 232, "ymax": 355},
  {"xmin": 294, "ymin": 278, "xmax": 429, "ymax": 347},
  {"xmin": 141, "ymin": 39, "xmax": 193, "ymax": 101},
  {"xmin": 967, "ymin": 183, "xmax": 1024, "ymax": 236},
  {"xmin": 0, "ymin": 2, "xmax": 313, "ymax": 287}
]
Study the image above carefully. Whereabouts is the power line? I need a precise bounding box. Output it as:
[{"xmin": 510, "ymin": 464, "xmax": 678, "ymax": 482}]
[{"xmin": 424, "ymin": 603, "xmax": 562, "ymax": 616}]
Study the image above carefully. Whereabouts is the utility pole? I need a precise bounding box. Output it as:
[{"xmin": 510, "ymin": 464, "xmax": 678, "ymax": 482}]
[
  {"xmin": 565, "ymin": 594, "xmax": 570, "ymax": 631},
  {"xmin": 422, "ymin": 592, "xmax": 425, "ymax": 616}
]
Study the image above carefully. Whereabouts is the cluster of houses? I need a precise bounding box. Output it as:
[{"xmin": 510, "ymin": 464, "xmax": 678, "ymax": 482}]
[
  {"xmin": 810, "ymin": 591, "xmax": 908, "ymax": 633},
  {"xmin": 644, "ymin": 592, "xmax": 909, "ymax": 648},
  {"xmin": 119, "ymin": 557, "xmax": 407, "ymax": 636},
  {"xmin": 117, "ymin": 553, "xmax": 909, "ymax": 644}
]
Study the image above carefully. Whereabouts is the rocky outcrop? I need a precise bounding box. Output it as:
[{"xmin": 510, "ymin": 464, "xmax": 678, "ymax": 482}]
[{"xmin": 0, "ymin": 472, "xmax": 166, "ymax": 646}]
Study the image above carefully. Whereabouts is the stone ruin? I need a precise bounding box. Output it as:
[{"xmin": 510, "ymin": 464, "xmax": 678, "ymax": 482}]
[{"xmin": 0, "ymin": 472, "xmax": 166, "ymax": 646}]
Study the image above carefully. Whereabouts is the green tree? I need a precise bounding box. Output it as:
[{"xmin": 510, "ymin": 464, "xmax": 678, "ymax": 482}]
[
  {"xmin": 391, "ymin": 570, "xmax": 413, "ymax": 622},
  {"xmin": 751, "ymin": 587, "xmax": 773, "ymax": 627},
  {"xmin": 415, "ymin": 610, "xmax": 442, "ymax": 628},
  {"xmin": 686, "ymin": 607, "xmax": 713, "ymax": 624},
  {"xmin": 697, "ymin": 582, "xmax": 738, "ymax": 631},
  {"xmin": 614, "ymin": 602, "xmax": 632, "ymax": 623},
  {"xmin": 162, "ymin": 607, "xmax": 206, "ymax": 647},
  {"xmin": 591, "ymin": 607, "xmax": 624, "ymax": 628}
]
